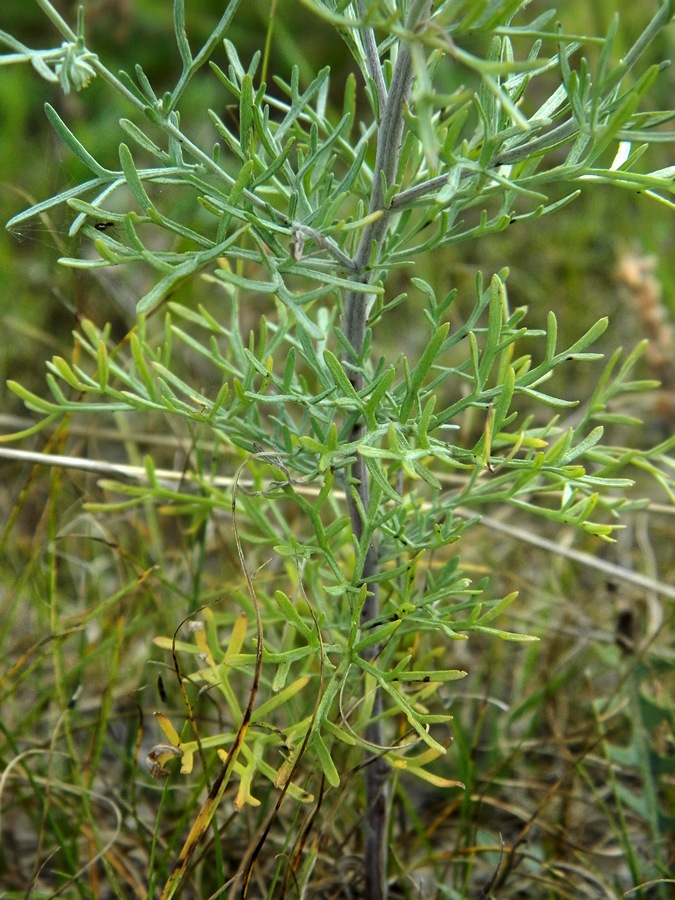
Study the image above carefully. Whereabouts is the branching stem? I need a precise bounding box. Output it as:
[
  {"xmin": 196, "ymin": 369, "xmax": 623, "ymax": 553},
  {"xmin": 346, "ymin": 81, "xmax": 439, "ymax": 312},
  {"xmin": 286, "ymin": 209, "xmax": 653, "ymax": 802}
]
[
  {"xmin": 340, "ymin": 3, "xmax": 432, "ymax": 898},
  {"xmin": 343, "ymin": 0, "xmax": 432, "ymax": 361}
]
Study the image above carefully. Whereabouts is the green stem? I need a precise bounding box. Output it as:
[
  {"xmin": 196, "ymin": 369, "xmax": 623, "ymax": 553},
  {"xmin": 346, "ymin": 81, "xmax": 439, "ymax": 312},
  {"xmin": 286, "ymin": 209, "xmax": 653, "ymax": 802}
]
[{"xmin": 34, "ymin": 0, "xmax": 77, "ymax": 42}]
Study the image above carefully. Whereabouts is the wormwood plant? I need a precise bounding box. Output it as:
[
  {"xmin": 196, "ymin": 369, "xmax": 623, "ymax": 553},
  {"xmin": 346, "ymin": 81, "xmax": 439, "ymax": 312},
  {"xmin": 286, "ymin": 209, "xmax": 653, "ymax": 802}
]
[{"xmin": 2, "ymin": 0, "xmax": 674, "ymax": 897}]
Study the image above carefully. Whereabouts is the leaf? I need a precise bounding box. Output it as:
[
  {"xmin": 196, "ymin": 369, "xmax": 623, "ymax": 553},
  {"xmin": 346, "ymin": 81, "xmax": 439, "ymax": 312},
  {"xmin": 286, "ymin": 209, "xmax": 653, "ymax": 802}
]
[
  {"xmin": 399, "ymin": 323, "xmax": 450, "ymax": 422},
  {"xmin": 468, "ymin": 626, "xmax": 539, "ymax": 641},
  {"xmin": 391, "ymin": 668, "xmax": 467, "ymax": 683},
  {"xmin": 118, "ymin": 142, "xmax": 154, "ymax": 211},
  {"xmin": 239, "ymin": 73, "xmax": 254, "ymax": 157},
  {"xmin": 119, "ymin": 118, "xmax": 168, "ymax": 161},
  {"xmin": 44, "ymin": 103, "xmax": 113, "ymax": 178},
  {"xmin": 7, "ymin": 380, "xmax": 60, "ymax": 414},
  {"xmin": 136, "ymin": 224, "xmax": 249, "ymax": 315},
  {"xmin": 251, "ymin": 676, "xmax": 310, "ymax": 721},
  {"xmin": 313, "ymin": 732, "xmax": 340, "ymax": 787},
  {"xmin": 323, "ymin": 349, "xmax": 363, "ymax": 405},
  {"xmin": 173, "ymin": 0, "xmax": 192, "ymax": 68},
  {"xmin": 274, "ymin": 590, "xmax": 314, "ymax": 640}
]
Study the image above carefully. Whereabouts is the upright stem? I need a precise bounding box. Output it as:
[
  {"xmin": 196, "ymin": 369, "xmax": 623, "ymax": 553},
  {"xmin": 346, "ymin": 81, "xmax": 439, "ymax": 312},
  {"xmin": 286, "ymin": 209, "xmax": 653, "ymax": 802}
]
[
  {"xmin": 343, "ymin": 0, "xmax": 431, "ymax": 360},
  {"xmin": 341, "ymin": 2, "xmax": 432, "ymax": 897}
]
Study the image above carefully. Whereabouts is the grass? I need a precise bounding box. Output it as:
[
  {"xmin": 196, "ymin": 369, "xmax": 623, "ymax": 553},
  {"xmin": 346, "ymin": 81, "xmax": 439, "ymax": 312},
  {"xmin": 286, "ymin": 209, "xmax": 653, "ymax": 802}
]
[{"xmin": 1, "ymin": 394, "xmax": 672, "ymax": 897}]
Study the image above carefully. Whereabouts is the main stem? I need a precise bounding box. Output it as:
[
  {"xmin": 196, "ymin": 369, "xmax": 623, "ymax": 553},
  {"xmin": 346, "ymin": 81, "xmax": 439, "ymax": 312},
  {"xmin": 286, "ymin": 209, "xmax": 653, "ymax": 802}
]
[{"xmin": 341, "ymin": 3, "xmax": 431, "ymax": 897}]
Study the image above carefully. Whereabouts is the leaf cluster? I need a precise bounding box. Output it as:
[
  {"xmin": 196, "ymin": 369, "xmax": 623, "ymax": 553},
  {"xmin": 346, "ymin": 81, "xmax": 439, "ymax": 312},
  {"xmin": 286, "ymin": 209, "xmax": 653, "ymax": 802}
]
[{"xmin": 1, "ymin": 1, "xmax": 674, "ymax": 892}]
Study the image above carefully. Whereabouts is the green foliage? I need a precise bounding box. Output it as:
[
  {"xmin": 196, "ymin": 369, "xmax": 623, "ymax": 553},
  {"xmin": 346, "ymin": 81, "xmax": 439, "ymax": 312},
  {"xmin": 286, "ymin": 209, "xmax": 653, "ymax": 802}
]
[{"xmin": 1, "ymin": 0, "xmax": 674, "ymax": 897}]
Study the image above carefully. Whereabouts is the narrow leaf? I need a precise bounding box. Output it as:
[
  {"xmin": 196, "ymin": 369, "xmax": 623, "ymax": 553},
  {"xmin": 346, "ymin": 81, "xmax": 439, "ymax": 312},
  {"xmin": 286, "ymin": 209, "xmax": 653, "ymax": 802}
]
[{"xmin": 44, "ymin": 104, "xmax": 112, "ymax": 178}]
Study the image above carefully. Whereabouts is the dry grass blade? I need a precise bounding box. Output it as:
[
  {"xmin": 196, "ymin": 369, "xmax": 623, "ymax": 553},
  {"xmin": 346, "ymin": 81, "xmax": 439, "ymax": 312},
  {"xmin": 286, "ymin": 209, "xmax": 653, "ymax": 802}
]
[
  {"xmin": 237, "ymin": 577, "xmax": 325, "ymax": 898},
  {"xmin": 159, "ymin": 455, "xmax": 265, "ymax": 899}
]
